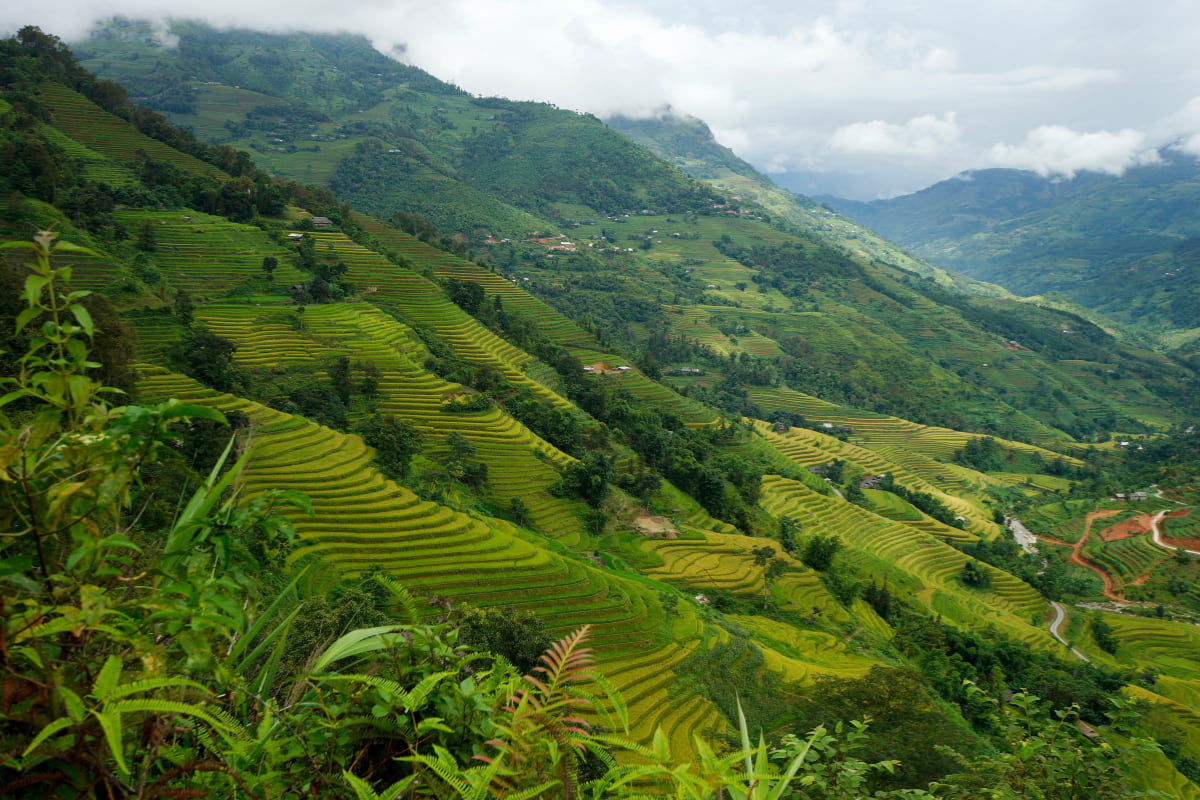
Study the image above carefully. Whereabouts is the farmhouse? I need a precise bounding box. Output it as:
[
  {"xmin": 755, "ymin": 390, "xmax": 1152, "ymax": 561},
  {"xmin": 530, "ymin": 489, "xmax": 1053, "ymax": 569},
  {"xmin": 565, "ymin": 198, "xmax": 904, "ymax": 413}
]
[{"xmin": 310, "ymin": 216, "xmax": 334, "ymax": 228}]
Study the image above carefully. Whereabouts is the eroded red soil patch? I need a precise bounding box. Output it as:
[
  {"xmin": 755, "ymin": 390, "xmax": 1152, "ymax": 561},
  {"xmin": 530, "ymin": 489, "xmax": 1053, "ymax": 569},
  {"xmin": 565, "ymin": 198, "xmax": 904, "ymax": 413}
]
[
  {"xmin": 1162, "ymin": 537, "xmax": 1200, "ymax": 550},
  {"xmin": 1098, "ymin": 513, "xmax": 1153, "ymax": 542}
]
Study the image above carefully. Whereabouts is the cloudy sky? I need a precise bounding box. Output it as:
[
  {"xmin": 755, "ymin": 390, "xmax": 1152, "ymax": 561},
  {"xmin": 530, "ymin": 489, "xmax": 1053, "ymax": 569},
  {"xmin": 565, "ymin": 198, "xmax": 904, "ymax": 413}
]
[{"xmin": 8, "ymin": 0, "xmax": 1200, "ymax": 198}]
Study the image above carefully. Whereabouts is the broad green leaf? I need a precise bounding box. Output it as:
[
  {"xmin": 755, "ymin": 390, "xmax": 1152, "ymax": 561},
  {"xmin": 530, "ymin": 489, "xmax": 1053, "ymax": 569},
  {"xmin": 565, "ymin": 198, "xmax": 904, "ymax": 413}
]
[
  {"xmin": 51, "ymin": 240, "xmax": 100, "ymax": 256},
  {"xmin": 158, "ymin": 400, "xmax": 227, "ymax": 423},
  {"xmin": 69, "ymin": 303, "xmax": 94, "ymax": 336},
  {"xmin": 22, "ymin": 274, "xmax": 50, "ymax": 307},
  {"xmin": 311, "ymin": 626, "xmax": 415, "ymax": 673},
  {"xmin": 15, "ymin": 306, "xmax": 40, "ymax": 333}
]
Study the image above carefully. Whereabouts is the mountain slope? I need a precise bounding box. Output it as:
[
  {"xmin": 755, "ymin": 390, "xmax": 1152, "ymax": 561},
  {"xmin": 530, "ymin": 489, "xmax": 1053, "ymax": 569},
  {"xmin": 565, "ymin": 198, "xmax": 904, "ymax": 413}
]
[
  {"xmin": 6, "ymin": 26, "xmax": 1200, "ymax": 793},
  {"xmin": 75, "ymin": 22, "xmax": 1199, "ymax": 442}
]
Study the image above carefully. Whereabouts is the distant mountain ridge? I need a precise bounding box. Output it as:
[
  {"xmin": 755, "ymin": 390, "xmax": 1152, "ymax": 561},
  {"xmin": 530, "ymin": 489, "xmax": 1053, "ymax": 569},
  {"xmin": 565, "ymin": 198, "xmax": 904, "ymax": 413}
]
[{"xmin": 822, "ymin": 157, "xmax": 1200, "ymax": 350}]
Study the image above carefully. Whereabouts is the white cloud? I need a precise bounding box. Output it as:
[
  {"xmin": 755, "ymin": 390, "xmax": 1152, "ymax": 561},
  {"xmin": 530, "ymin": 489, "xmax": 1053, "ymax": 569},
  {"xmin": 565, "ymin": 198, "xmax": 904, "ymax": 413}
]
[
  {"xmin": 987, "ymin": 125, "xmax": 1159, "ymax": 178},
  {"xmin": 1154, "ymin": 97, "xmax": 1200, "ymax": 157},
  {"xmin": 830, "ymin": 112, "xmax": 961, "ymax": 159}
]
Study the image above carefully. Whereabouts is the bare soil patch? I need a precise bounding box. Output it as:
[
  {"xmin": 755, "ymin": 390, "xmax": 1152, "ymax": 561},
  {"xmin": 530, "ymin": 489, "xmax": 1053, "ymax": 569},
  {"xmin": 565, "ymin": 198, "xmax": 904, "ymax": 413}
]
[
  {"xmin": 1163, "ymin": 536, "xmax": 1200, "ymax": 551},
  {"xmin": 634, "ymin": 514, "xmax": 677, "ymax": 539},
  {"xmin": 1098, "ymin": 513, "xmax": 1153, "ymax": 542}
]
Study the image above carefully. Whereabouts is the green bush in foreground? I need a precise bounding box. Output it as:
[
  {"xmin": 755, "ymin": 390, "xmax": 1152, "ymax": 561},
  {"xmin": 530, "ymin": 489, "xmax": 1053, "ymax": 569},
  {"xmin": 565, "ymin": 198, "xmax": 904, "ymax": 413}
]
[{"xmin": 0, "ymin": 234, "xmax": 1162, "ymax": 798}]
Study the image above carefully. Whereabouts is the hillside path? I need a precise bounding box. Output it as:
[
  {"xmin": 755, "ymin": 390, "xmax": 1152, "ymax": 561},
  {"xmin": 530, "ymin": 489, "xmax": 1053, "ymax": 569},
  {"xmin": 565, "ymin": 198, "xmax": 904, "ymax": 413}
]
[
  {"xmin": 1047, "ymin": 601, "xmax": 1090, "ymax": 662},
  {"xmin": 1036, "ymin": 510, "xmax": 1122, "ymax": 601}
]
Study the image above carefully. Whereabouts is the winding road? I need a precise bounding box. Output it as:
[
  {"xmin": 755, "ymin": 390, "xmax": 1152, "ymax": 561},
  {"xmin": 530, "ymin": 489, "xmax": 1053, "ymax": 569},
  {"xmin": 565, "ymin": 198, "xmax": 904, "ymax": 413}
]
[
  {"xmin": 1047, "ymin": 601, "xmax": 1090, "ymax": 662},
  {"xmin": 1149, "ymin": 509, "xmax": 1200, "ymax": 556}
]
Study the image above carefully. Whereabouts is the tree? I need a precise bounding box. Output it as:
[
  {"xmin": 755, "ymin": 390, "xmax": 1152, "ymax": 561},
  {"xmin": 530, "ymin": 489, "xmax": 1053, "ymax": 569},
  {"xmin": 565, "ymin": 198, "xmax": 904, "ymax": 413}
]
[
  {"xmin": 458, "ymin": 607, "xmax": 552, "ymax": 674},
  {"xmin": 135, "ymin": 216, "xmax": 156, "ymax": 251},
  {"xmin": 327, "ymin": 354, "xmax": 352, "ymax": 405},
  {"xmin": 794, "ymin": 667, "xmax": 975, "ymax": 790},
  {"xmin": 803, "ymin": 532, "xmax": 842, "ymax": 571},
  {"xmin": 778, "ymin": 514, "xmax": 801, "ymax": 554},
  {"xmin": 355, "ymin": 413, "xmax": 422, "ymax": 481},
  {"xmin": 960, "ymin": 560, "xmax": 992, "ymax": 589},
  {"xmin": 445, "ymin": 277, "xmax": 486, "ymax": 315},
  {"xmin": 173, "ymin": 287, "xmax": 195, "ymax": 326},
  {"xmin": 166, "ymin": 324, "xmax": 242, "ymax": 391},
  {"xmin": 261, "ymin": 254, "xmax": 278, "ymax": 279},
  {"xmin": 286, "ymin": 383, "xmax": 349, "ymax": 430},
  {"xmin": 1090, "ymin": 613, "xmax": 1120, "ymax": 654},
  {"xmin": 940, "ymin": 685, "xmax": 1157, "ymax": 800},
  {"xmin": 752, "ymin": 545, "xmax": 788, "ymax": 607}
]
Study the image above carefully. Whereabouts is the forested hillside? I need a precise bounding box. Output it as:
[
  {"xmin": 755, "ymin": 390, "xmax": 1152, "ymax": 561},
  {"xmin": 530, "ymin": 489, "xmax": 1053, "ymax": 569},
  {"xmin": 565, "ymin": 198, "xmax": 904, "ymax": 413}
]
[{"xmin": 3, "ymin": 23, "xmax": 1200, "ymax": 799}]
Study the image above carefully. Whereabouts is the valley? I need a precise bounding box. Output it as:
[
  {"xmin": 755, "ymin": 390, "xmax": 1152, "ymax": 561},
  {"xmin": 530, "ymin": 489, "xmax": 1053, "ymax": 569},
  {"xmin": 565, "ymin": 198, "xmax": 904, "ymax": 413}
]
[{"xmin": 2, "ymin": 20, "xmax": 1200, "ymax": 799}]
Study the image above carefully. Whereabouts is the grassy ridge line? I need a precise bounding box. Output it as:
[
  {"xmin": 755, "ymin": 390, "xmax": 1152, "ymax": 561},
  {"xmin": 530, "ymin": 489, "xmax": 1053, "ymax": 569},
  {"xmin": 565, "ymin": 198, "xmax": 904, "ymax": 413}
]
[
  {"xmin": 40, "ymin": 82, "xmax": 227, "ymax": 179},
  {"xmin": 133, "ymin": 364, "xmax": 728, "ymax": 752}
]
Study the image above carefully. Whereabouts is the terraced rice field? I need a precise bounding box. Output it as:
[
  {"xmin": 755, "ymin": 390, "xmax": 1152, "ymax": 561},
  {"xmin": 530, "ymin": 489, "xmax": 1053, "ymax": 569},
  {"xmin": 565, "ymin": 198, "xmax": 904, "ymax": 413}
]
[
  {"xmin": 1162, "ymin": 509, "xmax": 1200, "ymax": 541},
  {"xmin": 134, "ymin": 366, "xmax": 725, "ymax": 754},
  {"xmin": 1, "ymin": 244, "xmax": 118, "ymax": 293},
  {"xmin": 863, "ymin": 489, "xmax": 974, "ymax": 542},
  {"xmin": 749, "ymin": 386, "xmax": 1078, "ymax": 471},
  {"xmin": 1088, "ymin": 615, "xmax": 1200, "ymax": 723},
  {"xmin": 191, "ymin": 302, "xmax": 590, "ymax": 544},
  {"xmin": 112, "ymin": 209, "xmax": 303, "ymax": 296},
  {"xmin": 128, "ymin": 315, "xmax": 185, "ymax": 360},
  {"xmin": 350, "ymin": 216, "xmax": 598, "ymax": 350},
  {"xmin": 727, "ymin": 615, "xmax": 878, "ymax": 682},
  {"xmin": 38, "ymin": 123, "xmax": 138, "ymax": 186},
  {"xmin": 638, "ymin": 529, "xmax": 849, "ymax": 622},
  {"xmin": 1019, "ymin": 500, "xmax": 1095, "ymax": 542},
  {"xmin": 40, "ymin": 83, "xmax": 227, "ymax": 179},
  {"xmin": 759, "ymin": 474, "xmax": 1052, "ymax": 647},
  {"xmin": 1088, "ymin": 535, "xmax": 1168, "ymax": 580},
  {"xmin": 754, "ymin": 420, "xmax": 990, "ymax": 537},
  {"xmin": 301, "ymin": 231, "xmax": 575, "ymax": 412}
]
